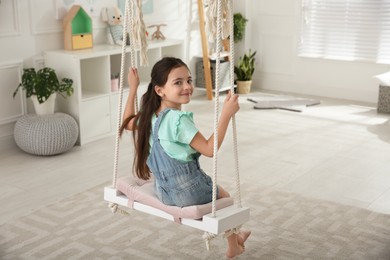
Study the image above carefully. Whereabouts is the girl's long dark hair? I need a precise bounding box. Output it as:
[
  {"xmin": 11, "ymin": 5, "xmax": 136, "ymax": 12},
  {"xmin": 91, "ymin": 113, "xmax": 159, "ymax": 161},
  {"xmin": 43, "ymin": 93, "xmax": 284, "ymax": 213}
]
[{"xmin": 120, "ymin": 57, "xmax": 189, "ymax": 180}]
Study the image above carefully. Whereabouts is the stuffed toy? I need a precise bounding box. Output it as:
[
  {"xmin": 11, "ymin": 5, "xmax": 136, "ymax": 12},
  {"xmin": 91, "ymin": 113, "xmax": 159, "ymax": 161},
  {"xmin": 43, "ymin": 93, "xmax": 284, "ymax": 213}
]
[{"xmin": 101, "ymin": 6, "xmax": 129, "ymax": 46}]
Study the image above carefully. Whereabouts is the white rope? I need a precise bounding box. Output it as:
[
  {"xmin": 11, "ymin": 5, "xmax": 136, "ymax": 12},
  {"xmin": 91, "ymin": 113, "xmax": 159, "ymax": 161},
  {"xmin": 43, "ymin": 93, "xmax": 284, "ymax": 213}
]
[
  {"xmin": 111, "ymin": 0, "xmax": 145, "ymax": 213},
  {"xmin": 108, "ymin": 202, "xmax": 131, "ymax": 215},
  {"xmin": 227, "ymin": 0, "xmax": 242, "ymax": 208},
  {"xmin": 211, "ymin": 0, "xmax": 223, "ymax": 217},
  {"xmin": 131, "ymin": 0, "xmax": 148, "ymax": 66},
  {"xmin": 223, "ymin": 225, "xmax": 242, "ymax": 239},
  {"xmin": 222, "ymin": 0, "xmax": 230, "ymax": 40},
  {"xmin": 112, "ymin": 0, "xmax": 131, "ymax": 190},
  {"xmin": 205, "ymin": 0, "xmax": 229, "ymax": 42},
  {"xmin": 202, "ymin": 232, "xmax": 217, "ymax": 251},
  {"xmin": 127, "ymin": 0, "xmax": 139, "ymax": 113},
  {"xmin": 205, "ymin": 0, "xmax": 217, "ymax": 43},
  {"xmin": 128, "ymin": 0, "xmax": 135, "ymax": 68},
  {"xmin": 211, "ymin": 0, "xmax": 242, "ymax": 217}
]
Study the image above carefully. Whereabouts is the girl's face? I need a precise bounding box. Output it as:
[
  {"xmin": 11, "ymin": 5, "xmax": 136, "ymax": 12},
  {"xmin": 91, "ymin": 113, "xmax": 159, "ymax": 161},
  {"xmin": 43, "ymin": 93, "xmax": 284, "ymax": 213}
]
[{"xmin": 156, "ymin": 66, "xmax": 193, "ymax": 110}]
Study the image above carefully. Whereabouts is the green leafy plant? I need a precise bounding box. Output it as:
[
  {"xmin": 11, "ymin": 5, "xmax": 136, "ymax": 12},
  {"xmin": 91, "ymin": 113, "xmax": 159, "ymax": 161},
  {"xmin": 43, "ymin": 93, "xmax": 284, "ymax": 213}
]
[
  {"xmin": 13, "ymin": 67, "xmax": 74, "ymax": 104},
  {"xmin": 234, "ymin": 49, "xmax": 256, "ymax": 81},
  {"xmin": 233, "ymin": 13, "xmax": 248, "ymax": 43}
]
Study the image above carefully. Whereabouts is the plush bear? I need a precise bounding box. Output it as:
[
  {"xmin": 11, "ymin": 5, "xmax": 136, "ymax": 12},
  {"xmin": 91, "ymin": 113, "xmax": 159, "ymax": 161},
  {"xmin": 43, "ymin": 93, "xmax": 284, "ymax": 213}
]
[{"xmin": 101, "ymin": 6, "xmax": 129, "ymax": 46}]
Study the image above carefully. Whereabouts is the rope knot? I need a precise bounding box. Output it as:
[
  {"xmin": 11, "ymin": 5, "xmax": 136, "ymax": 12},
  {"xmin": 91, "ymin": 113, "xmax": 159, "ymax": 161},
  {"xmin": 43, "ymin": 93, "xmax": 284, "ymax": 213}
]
[
  {"xmin": 108, "ymin": 202, "xmax": 118, "ymax": 213},
  {"xmin": 202, "ymin": 232, "xmax": 217, "ymax": 251},
  {"xmin": 109, "ymin": 202, "xmax": 130, "ymax": 215},
  {"xmin": 223, "ymin": 225, "xmax": 242, "ymax": 239}
]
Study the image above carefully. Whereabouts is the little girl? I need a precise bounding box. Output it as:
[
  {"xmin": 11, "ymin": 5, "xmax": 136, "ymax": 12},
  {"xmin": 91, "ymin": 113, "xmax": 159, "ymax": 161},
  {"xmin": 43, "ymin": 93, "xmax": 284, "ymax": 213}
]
[{"xmin": 121, "ymin": 57, "xmax": 250, "ymax": 258}]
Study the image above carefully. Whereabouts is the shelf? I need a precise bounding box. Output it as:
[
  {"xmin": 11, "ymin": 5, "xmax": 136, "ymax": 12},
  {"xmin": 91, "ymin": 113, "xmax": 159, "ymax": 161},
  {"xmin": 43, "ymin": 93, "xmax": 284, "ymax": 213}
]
[
  {"xmin": 110, "ymin": 86, "xmax": 129, "ymax": 94},
  {"xmin": 45, "ymin": 39, "xmax": 184, "ymax": 145},
  {"xmin": 195, "ymin": 85, "xmax": 236, "ymax": 93},
  {"xmin": 82, "ymin": 90, "xmax": 110, "ymax": 101},
  {"xmin": 208, "ymin": 51, "xmax": 230, "ymax": 60},
  {"xmin": 194, "ymin": 51, "xmax": 230, "ymax": 61},
  {"xmin": 45, "ymin": 39, "xmax": 184, "ymax": 60},
  {"xmin": 147, "ymin": 39, "xmax": 183, "ymax": 49}
]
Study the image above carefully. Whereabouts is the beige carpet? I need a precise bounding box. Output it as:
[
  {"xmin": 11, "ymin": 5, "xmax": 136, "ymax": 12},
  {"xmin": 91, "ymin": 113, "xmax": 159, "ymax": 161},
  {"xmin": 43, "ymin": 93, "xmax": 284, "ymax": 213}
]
[{"xmin": 1, "ymin": 181, "xmax": 390, "ymax": 260}]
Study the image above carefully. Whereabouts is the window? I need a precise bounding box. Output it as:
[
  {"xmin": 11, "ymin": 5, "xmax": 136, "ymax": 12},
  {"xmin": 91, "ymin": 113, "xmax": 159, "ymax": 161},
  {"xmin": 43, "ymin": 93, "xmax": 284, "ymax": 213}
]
[{"xmin": 299, "ymin": 0, "xmax": 390, "ymax": 64}]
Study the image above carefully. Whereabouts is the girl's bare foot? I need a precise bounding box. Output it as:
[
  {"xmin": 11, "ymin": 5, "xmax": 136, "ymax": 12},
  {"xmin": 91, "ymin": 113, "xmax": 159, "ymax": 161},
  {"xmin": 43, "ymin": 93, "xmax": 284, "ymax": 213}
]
[
  {"xmin": 226, "ymin": 244, "xmax": 244, "ymax": 258},
  {"xmin": 237, "ymin": 230, "xmax": 251, "ymax": 247}
]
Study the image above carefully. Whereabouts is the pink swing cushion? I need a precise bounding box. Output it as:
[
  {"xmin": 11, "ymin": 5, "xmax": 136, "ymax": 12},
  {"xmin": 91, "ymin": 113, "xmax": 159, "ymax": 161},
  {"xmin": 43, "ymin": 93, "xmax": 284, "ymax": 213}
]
[{"xmin": 116, "ymin": 176, "xmax": 234, "ymax": 220}]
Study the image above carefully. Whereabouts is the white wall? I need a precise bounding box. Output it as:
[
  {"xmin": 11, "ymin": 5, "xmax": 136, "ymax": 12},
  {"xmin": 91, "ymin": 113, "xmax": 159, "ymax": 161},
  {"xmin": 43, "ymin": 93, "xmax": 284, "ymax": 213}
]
[
  {"xmin": 0, "ymin": 0, "xmax": 188, "ymax": 144},
  {"xmin": 1, "ymin": 0, "xmax": 388, "ymax": 147},
  {"xmin": 247, "ymin": 0, "xmax": 390, "ymax": 103}
]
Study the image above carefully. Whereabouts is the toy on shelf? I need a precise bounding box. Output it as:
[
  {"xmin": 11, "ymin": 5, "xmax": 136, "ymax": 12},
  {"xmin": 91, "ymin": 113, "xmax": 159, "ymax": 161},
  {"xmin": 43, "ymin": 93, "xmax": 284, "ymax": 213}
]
[
  {"xmin": 63, "ymin": 5, "xmax": 93, "ymax": 50},
  {"xmin": 148, "ymin": 24, "xmax": 167, "ymax": 40},
  {"xmin": 101, "ymin": 6, "xmax": 129, "ymax": 46}
]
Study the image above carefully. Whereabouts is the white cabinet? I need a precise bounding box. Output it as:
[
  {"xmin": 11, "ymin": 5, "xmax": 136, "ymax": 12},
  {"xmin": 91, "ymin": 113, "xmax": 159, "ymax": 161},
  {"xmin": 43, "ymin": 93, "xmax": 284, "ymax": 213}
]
[
  {"xmin": 80, "ymin": 97, "xmax": 111, "ymax": 141},
  {"xmin": 45, "ymin": 39, "xmax": 184, "ymax": 145}
]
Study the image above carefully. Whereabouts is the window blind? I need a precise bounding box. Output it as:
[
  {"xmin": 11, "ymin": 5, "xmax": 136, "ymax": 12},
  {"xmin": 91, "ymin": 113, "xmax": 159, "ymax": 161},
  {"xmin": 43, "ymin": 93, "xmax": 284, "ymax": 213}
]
[{"xmin": 299, "ymin": 0, "xmax": 390, "ymax": 64}]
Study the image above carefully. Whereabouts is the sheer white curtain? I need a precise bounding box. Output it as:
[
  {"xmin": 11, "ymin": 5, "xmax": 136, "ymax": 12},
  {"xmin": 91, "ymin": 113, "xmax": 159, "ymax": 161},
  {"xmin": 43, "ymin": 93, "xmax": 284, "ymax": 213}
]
[{"xmin": 299, "ymin": 0, "xmax": 390, "ymax": 64}]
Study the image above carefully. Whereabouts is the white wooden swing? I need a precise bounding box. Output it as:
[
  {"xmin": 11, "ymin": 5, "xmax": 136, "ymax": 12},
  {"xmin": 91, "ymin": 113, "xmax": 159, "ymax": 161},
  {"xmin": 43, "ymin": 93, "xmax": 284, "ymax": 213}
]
[{"xmin": 104, "ymin": 0, "xmax": 249, "ymax": 248}]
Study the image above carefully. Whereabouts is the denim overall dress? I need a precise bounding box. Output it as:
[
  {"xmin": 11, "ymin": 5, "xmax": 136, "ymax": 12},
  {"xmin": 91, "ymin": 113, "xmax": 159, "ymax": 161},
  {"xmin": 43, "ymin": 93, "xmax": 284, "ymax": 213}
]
[{"xmin": 147, "ymin": 108, "xmax": 216, "ymax": 207}]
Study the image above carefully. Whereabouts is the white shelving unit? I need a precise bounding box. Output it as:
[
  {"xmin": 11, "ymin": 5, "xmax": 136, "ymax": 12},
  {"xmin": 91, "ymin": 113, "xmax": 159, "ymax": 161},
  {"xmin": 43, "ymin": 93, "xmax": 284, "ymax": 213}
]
[{"xmin": 45, "ymin": 39, "xmax": 184, "ymax": 145}]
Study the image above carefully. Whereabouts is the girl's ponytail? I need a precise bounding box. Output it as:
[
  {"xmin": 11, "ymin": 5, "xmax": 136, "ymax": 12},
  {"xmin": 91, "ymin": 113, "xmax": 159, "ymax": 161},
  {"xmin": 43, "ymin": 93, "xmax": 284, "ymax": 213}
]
[
  {"xmin": 132, "ymin": 82, "xmax": 161, "ymax": 180},
  {"xmin": 123, "ymin": 57, "xmax": 189, "ymax": 180}
]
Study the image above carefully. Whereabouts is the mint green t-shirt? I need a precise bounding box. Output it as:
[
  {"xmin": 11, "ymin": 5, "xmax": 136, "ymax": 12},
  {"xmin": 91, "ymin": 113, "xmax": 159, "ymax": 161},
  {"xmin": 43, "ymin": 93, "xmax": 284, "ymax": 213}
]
[{"xmin": 150, "ymin": 110, "xmax": 199, "ymax": 162}]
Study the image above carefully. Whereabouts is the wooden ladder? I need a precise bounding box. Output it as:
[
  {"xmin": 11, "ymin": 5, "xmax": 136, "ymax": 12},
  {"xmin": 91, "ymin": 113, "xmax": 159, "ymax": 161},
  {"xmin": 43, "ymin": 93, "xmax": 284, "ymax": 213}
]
[
  {"xmin": 197, "ymin": 0, "xmax": 230, "ymax": 100},
  {"xmin": 197, "ymin": 0, "xmax": 213, "ymax": 100}
]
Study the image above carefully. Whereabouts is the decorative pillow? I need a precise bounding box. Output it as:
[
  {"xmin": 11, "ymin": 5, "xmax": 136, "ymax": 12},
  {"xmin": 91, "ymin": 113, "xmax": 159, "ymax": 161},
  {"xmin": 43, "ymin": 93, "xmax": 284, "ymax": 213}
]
[
  {"xmin": 116, "ymin": 176, "xmax": 234, "ymax": 221},
  {"xmin": 373, "ymin": 71, "xmax": 390, "ymax": 86}
]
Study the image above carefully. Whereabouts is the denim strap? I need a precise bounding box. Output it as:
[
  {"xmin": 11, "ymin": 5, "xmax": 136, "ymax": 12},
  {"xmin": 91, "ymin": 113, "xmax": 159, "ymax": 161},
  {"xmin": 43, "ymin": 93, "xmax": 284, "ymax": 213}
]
[{"xmin": 152, "ymin": 108, "xmax": 171, "ymax": 142}]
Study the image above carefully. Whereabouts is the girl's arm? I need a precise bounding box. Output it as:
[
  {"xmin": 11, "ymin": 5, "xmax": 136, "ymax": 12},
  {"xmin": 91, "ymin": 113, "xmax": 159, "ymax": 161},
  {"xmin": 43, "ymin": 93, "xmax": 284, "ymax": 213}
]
[
  {"xmin": 123, "ymin": 68, "xmax": 140, "ymax": 131},
  {"xmin": 190, "ymin": 91, "xmax": 239, "ymax": 157}
]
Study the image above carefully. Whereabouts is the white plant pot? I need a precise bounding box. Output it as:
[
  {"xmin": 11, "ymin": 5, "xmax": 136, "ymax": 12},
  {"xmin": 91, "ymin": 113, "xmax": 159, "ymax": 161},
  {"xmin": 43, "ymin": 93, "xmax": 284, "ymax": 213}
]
[
  {"xmin": 111, "ymin": 78, "xmax": 119, "ymax": 92},
  {"xmin": 237, "ymin": 80, "xmax": 252, "ymax": 94},
  {"xmin": 31, "ymin": 93, "xmax": 57, "ymax": 115}
]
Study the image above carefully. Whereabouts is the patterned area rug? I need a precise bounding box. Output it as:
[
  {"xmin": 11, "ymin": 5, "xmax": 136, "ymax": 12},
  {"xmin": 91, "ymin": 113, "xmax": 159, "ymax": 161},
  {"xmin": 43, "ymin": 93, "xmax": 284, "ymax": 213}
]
[{"xmin": 1, "ymin": 181, "xmax": 390, "ymax": 260}]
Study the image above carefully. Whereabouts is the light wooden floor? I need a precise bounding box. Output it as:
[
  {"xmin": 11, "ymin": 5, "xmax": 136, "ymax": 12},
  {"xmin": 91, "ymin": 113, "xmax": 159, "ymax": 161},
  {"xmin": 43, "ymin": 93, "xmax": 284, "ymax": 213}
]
[{"xmin": 1, "ymin": 91, "xmax": 390, "ymax": 225}]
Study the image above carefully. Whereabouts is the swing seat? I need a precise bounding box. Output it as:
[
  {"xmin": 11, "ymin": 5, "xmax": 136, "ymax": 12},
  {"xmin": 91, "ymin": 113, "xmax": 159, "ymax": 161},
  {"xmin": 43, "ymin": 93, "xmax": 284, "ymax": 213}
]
[{"xmin": 104, "ymin": 176, "xmax": 250, "ymax": 234}]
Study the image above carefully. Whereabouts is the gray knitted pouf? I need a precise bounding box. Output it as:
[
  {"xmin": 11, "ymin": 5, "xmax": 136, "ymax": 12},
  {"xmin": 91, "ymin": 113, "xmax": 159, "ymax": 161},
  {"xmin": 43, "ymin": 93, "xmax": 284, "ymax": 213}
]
[{"xmin": 14, "ymin": 113, "xmax": 79, "ymax": 156}]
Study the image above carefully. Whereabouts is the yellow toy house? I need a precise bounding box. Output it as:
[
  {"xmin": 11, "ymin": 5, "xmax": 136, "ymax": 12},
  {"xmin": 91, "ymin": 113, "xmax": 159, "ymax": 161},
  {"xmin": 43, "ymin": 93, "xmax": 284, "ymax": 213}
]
[{"xmin": 63, "ymin": 5, "xmax": 93, "ymax": 50}]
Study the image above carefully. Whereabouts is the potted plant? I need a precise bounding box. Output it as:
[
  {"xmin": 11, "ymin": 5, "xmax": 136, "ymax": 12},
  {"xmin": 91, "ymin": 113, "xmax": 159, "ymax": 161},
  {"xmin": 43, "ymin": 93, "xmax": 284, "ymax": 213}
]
[
  {"xmin": 222, "ymin": 13, "xmax": 248, "ymax": 51},
  {"xmin": 233, "ymin": 13, "xmax": 248, "ymax": 43},
  {"xmin": 234, "ymin": 49, "xmax": 256, "ymax": 94},
  {"xmin": 13, "ymin": 67, "xmax": 74, "ymax": 115}
]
